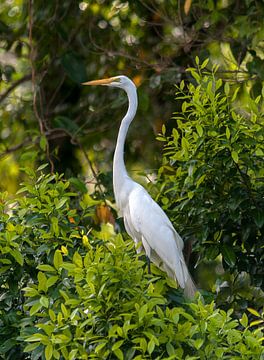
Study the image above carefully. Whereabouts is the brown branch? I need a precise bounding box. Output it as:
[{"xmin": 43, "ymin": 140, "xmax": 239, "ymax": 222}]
[
  {"xmin": 28, "ymin": 0, "xmax": 55, "ymax": 173},
  {"xmin": 0, "ymin": 129, "xmax": 72, "ymax": 160},
  {"xmin": 0, "ymin": 139, "xmax": 32, "ymax": 159},
  {"xmin": 28, "ymin": 0, "xmax": 45, "ymax": 135},
  {"xmin": 0, "ymin": 74, "xmax": 31, "ymax": 103}
]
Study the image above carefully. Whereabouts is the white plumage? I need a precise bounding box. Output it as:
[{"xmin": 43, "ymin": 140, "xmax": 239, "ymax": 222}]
[{"xmin": 83, "ymin": 75, "xmax": 197, "ymax": 298}]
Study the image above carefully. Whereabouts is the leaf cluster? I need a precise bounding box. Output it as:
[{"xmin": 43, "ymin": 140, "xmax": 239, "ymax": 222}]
[
  {"xmin": 0, "ymin": 166, "xmax": 93, "ymax": 358},
  {"xmin": 22, "ymin": 227, "xmax": 264, "ymax": 360},
  {"xmin": 0, "ymin": 166, "xmax": 263, "ymax": 358},
  {"xmin": 157, "ymin": 61, "xmax": 264, "ymax": 311}
]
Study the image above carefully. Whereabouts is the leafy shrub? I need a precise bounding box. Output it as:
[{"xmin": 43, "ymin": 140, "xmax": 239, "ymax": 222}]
[
  {"xmin": 0, "ymin": 165, "xmax": 263, "ymax": 359},
  {"xmin": 157, "ymin": 59, "xmax": 264, "ymax": 311},
  {"xmin": 19, "ymin": 224, "xmax": 263, "ymax": 360},
  {"xmin": 0, "ymin": 165, "xmax": 93, "ymax": 358}
]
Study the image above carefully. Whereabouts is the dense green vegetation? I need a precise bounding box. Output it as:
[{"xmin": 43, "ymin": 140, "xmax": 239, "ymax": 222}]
[
  {"xmin": 0, "ymin": 168, "xmax": 263, "ymax": 359},
  {"xmin": 157, "ymin": 62, "xmax": 264, "ymax": 312},
  {"xmin": 0, "ymin": 0, "xmax": 264, "ymax": 358}
]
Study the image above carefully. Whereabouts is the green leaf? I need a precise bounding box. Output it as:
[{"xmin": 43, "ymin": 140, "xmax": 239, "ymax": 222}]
[
  {"xmin": 181, "ymin": 137, "xmax": 189, "ymax": 150},
  {"xmin": 46, "ymin": 275, "xmax": 59, "ymax": 288},
  {"xmin": 55, "ymin": 197, "xmax": 68, "ymax": 210},
  {"xmin": 24, "ymin": 342, "xmax": 40, "ymax": 352},
  {"xmin": 231, "ymin": 86, "xmax": 240, "ymax": 101},
  {"xmin": 61, "ymin": 303, "xmax": 69, "ymax": 319},
  {"xmin": 10, "ymin": 249, "xmax": 24, "ymax": 266},
  {"xmin": 166, "ymin": 342, "xmax": 176, "ymax": 356},
  {"xmin": 240, "ymin": 313, "xmax": 248, "ymax": 328},
  {"xmin": 194, "ymin": 338, "xmax": 204, "ymax": 350},
  {"xmin": 61, "ymin": 52, "xmax": 87, "ymax": 83},
  {"xmin": 201, "ymin": 58, "xmax": 209, "ymax": 69},
  {"xmin": 231, "ymin": 150, "xmax": 239, "ymax": 163},
  {"xmin": 113, "ymin": 348, "xmax": 124, "ymax": 360},
  {"xmin": 196, "ymin": 124, "xmax": 203, "ymax": 137},
  {"xmin": 54, "ymin": 250, "xmax": 63, "ymax": 270},
  {"xmin": 139, "ymin": 338, "xmax": 147, "ymax": 353},
  {"xmin": 247, "ymin": 308, "xmax": 260, "ymax": 317},
  {"xmin": 138, "ymin": 304, "xmax": 148, "ymax": 321},
  {"xmin": 49, "ymin": 309, "xmax": 56, "ymax": 322},
  {"xmin": 30, "ymin": 301, "xmax": 42, "ymax": 316},
  {"xmin": 61, "ymin": 262, "xmax": 76, "ymax": 272},
  {"xmin": 37, "ymin": 265, "xmax": 56, "ymax": 272},
  {"xmin": 95, "ymin": 342, "xmax": 107, "ymax": 353},
  {"xmin": 45, "ymin": 344, "xmax": 53, "ymax": 360},
  {"xmin": 196, "ymin": 174, "xmax": 206, "ymax": 188},
  {"xmin": 51, "ymin": 217, "xmax": 59, "ymax": 236},
  {"xmin": 38, "ymin": 271, "xmax": 47, "ymax": 292},
  {"xmin": 224, "ymin": 82, "xmax": 230, "ymax": 96},
  {"xmin": 40, "ymin": 296, "xmax": 49, "ymax": 308},
  {"xmin": 23, "ymin": 286, "xmax": 39, "ymax": 297},
  {"xmin": 112, "ymin": 340, "xmax": 124, "ymax": 351},
  {"xmin": 147, "ymin": 338, "xmax": 155, "ymax": 355},
  {"xmin": 221, "ymin": 244, "xmax": 236, "ymax": 267},
  {"xmin": 180, "ymin": 80, "xmax": 185, "ymax": 90},
  {"xmin": 226, "ymin": 126, "xmax": 230, "ymax": 140},
  {"xmin": 250, "ymin": 319, "xmax": 264, "ymax": 326},
  {"xmin": 191, "ymin": 70, "xmax": 200, "ymax": 83},
  {"xmin": 37, "ymin": 163, "xmax": 49, "ymax": 171},
  {"xmin": 69, "ymin": 177, "xmax": 87, "ymax": 193},
  {"xmin": 253, "ymin": 210, "xmax": 264, "ymax": 228},
  {"xmin": 73, "ymin": 251, "xmax": 83, "ymax": 268},
  {"xmin": 69, "ymin": 350, "xmax": 78, "ymax": 360}
]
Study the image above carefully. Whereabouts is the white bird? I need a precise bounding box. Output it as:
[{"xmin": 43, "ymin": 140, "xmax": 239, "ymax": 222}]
[{"xmin": 83, "ymin": 75, "xmax": 197, "ymax": 298}]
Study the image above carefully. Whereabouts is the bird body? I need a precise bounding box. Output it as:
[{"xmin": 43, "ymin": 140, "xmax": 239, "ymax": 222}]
[{"xmin": 83, "ymin": 75, "xmax": 197, "ymax": 298}]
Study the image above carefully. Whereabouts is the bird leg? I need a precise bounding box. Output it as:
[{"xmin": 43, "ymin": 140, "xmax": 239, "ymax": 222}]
[{"xmin": 147, "ymin": 256, "xmax": 151, "ymax": 274}]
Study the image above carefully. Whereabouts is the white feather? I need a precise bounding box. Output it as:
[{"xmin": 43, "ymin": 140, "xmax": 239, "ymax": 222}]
[{"xmin": 123, "ymin": 183, "xmax": 194, "ymax": 291}]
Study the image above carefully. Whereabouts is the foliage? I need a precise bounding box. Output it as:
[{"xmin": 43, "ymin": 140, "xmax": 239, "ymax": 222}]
[
  {"xmin": 157, "ymin": 60, "xmax": 264, "ymax": 312},
  {"xmin": 0, "ymin": 166, "xmax": 94, "ymax": 358},
  {"xmin": 0, "ymin": 167, "xmax": 263, "ymax": 359},
  {"xmin": 22, "ymin": 232, "xmax": 264, "ymax": 360},
  {"xmin": 2, "ymin": 0, "xmax": 264, "ymax": 190},
  {"xmin": 1, "ymin": 0, "xmax": 264, "ymax": 357}
]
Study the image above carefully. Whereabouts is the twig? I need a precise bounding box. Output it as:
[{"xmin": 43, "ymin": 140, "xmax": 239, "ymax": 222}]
[
  {"xmin": 0, "ymin": 74, "xmax": 31, "ymax": 103},
  {"xmin": 0, "ymin": 129, "xmax": 75, "ymax": 160},
  {"xmin": 48, "ymin": 127, "xmax": 105, "ymax": 195}
]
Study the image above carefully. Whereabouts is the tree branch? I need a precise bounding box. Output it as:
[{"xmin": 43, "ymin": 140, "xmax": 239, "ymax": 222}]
[{"xmin": 0, "ymin": 74, "xmax": 31, "ymax": 103}]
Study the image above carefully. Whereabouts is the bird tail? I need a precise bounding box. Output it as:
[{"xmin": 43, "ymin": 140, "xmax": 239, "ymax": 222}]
[
  {"xmin": 176, "ymin": 259, "xmax": 198, "ymax": 299},
  {"xmin": 183, "ymin": 274, "xmax": 197, "ymax": 299}
]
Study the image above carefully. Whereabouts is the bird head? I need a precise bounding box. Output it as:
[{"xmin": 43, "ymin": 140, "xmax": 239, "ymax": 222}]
[{"xmin": 82, "ymin": 75, "xmax": 135, "ymax": 90}]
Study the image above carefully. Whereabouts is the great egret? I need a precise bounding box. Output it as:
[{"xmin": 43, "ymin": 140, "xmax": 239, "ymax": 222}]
[{"xmin": 83, "ymin": 75, "xmax": 197, "ymax": 298}]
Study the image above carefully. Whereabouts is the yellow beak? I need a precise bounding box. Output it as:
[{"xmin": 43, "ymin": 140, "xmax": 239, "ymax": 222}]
[{"xmin": 82, "ymin": 77, "xmax": 119, "ymax": 86}]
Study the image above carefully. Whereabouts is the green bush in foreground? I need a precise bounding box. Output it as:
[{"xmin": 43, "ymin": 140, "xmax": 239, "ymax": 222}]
[
  {"xmin": 21, "ymin": 225, "xmax": 264, "ymax": 360},
  {"xmin": 0, "ymin": 169, "xmax": 263, "ymax": 359}
]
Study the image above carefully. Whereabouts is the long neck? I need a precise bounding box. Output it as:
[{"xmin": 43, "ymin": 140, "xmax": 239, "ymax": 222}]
[{"xmin": 113, "ymin": 85, "xmax": 138, "ymax": 199}]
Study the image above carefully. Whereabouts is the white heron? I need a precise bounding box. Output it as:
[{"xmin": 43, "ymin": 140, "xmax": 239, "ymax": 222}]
[{"xmin": 83, "ymin": 75, "xmax": 197, "ymax": 298}]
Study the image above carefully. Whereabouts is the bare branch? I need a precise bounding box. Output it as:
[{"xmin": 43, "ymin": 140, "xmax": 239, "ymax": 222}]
[{"xmin": 28, "ymin": 0, "xmax": 55, "ymax": 172}]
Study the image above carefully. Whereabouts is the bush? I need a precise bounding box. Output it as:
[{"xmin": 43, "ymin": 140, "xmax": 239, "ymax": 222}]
[
  {"xmin": 157, "ymin": 60, "xmax": 264, "ymax": 311},
  {"xmin": 0, "ymin": 166, "xmax": 93, "ymax": 358},
  {"xmin": 21, "ymin": 226, "xmax": 264, "ymax": 360},
  {"xmin": 0, "ymin": 166, "xmax": 263, "ymax": 359}
]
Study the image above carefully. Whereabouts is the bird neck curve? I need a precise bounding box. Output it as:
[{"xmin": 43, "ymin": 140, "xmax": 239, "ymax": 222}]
[{"xmin": 113, "ymin": 84, "xmax": 138, "ymax": 203}]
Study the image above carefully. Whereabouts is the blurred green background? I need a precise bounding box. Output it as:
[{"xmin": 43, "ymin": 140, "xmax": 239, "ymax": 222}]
[{"xmin": 1, "ymin": 0, "xmax": 264, "ymax": 191}]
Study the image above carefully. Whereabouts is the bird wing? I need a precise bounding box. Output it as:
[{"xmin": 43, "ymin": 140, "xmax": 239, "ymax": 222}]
[{"xmin": 123, "ymin": 183, "xmax": 189, "ymax": 288}]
